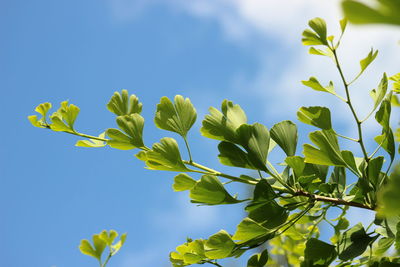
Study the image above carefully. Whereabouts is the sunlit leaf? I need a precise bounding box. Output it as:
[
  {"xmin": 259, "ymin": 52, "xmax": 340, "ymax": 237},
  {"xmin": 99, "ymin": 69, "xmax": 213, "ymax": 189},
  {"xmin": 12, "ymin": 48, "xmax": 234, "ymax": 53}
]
[
  {"xmin": 190, "ymin": 175, "xmax": 243, "ymax": 205},
  {"xmin": 205, "ymin": 230, "xmax": 236, "ymax": 259},
  {"xmin": 370, "ymin": 73, "xmax": 388, "ymax": 111},
  {"xmin": 233, "ymin": 218, "xmax": 270, "ymax": 244},
  {"xmin": 111, "ymin": 233, "xmax": 127, "ymax": 256},
  {"xmin": 358, "ymin": 49, "xmax": 378, "ymax": 77},
  {"xmin": 106, "ymin": 114, "xmax": 145, "ymax": 150},
  {"xmin": 201, "ymin": 100, "xmax": 247, "ymax": 143},
  {"xmin": 107, "ymin": 90, "xmax": 142, "ymax": 116},
  {"xmin": 303, "ymin": 130, "xmax": 346, "ymax": 166},
  {"xmin": 155, "ymin": 95, "xmax": 197, "ymax": 137},
  {"xmin": 50, "ymin": 101, "xmax": 80, "ymax": 132},
  {"xmin": 302, "ymin": 77, "xmax": 335, "ymax": 95},
  {"xmin": 218, "ymin": 141, "xmax": 255, "ymax": 169},
  {"xmin": 173, "ymin": 173, "xmax": 196, "ymax": 192},
  {"xmin": 378, "ymin": 164, "xmax": 400, "ymax": 217},
  {"xmin": 342, "ymin": 0, "xmax": 400, "ymax": 26},
  {"xmin": 390, "ymin": 72, "xmax": 400, "ymax": 93},
  {"xmin": 308, "ymin": 47, "xmax": 333, "ymax": 58},
  {"xmin": 136, "ymin": 137, "xmax": 189, "ymax": 172},
  {"xmin": 270, "ymin": 120, "xmax": 298, "ymax": 156},
  {"xmin": 28, "ymin": 102, "xmax": 52, "ymax": 128},
  {"xmin": 76, "ymin": 133, "xmax": 106, "ymax": 148},
  {"xmin": 297, "ymin": 106, "xmax": 332, "ymax": 130},
  {"xmin": 302, "ymin": 18, "xmax": 328, "ymax": 46}
]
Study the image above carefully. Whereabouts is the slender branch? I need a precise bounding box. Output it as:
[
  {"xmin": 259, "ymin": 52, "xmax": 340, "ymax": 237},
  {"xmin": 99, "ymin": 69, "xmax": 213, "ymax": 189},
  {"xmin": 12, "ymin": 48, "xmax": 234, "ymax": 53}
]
[
  {"xmin": 332, "ymin": 49, "xmax": 369, "ymax": 162},
  {"xmin": 183, "ymin": 137, "xmax": 193, "ymax": 163},
  {"xmin": 295, "ymin": 190, "xmax": 374, "ymax": 210},
  {"xmin": 101, "ymin": 253, "xmax": 112, "ymax": 267},
  {"xmin": 205, "ymin": 260, "xmax": 223, "ymax": 267},
  {"xmin": 335, "ymin": 132, "xmax": 359, "ymax": 142},
  {"xmin": 278, "ymin": 203, "xmax": 315, "ymax": 235}
]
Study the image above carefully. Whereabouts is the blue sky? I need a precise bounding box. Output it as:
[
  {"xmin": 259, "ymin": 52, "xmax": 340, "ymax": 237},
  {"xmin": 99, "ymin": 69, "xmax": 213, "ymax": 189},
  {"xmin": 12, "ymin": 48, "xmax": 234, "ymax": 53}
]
[{"xmin": 1, "ymin": 1, "xmax": 399, "ymax": 267}]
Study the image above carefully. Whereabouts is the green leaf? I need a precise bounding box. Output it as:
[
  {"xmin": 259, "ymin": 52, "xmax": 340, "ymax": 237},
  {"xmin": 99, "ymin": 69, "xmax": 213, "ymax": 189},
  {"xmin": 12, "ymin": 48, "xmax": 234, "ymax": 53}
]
[
  {"xmin": 371, "ymin": 74, "xmax": 388, "ymax": 112},
  {"xmin": 340, "ymin": 18, "xmax": 348, "ymax": 33},
  {"xmin": 390, "ymin": 72, "xmax": 400, "ymax": 93},
  {"xmin": 342, "ymin": 0, "xmax": 400, "ymax": 26},
  {"xmin": 233, "ymin": 217, "xmax": 270, "ymax": 244},
  {"xmin": 375, "ymin": 237, "xmax": 395, "ymax": 255},
  {"xmin": 106, "ymin": 114, "xmax": 145, "ymax": 150},
  {"xmin": 341, "ymin": 150, "xmax": 361, "ymax": 176},
  {"xmin": 358, "ymin": 49, "xmax": 378, "ymax": 76},
  {"xmin": 270, "ymin": 120, "xmax": 298, "ymax": 156},
  {"xmin": 246, "ymin": 200, "xmax": 288, "ymax": 229},
  {"xmin": 190, "ymin": 175, "xmax": 242, "ymax": 205},
  {"xmin": 308, "ymin": 47, "xmax": 333, "ymax": 58},
  {"xmin": 218, "ymin": 141, "xmax": 255, "ymax": 169},
  {"xmin": 247, "ymin": 249, "xmax": 269, "ymax": 267},
  {"xmin": 79, "ymin": 239, "xmax": 97, "ymax": 259},
  {"xmin": 28, "ymin": 102, "xmax": 52, "ymax": 128},
  {"xmin": 303, "ymin": 130, "xmax": 346, "ymax": 166},
  {"xmin": 375, "ymin": 95, "xmax": 395, "ymax": 160},
  {"xmin": 154, "ymin": 95, "xmax": 197, "ymax": 138},
  {"xmin": 205, "ymin": 230, "xmax": 236, "ymax": 259},
  {"xmin": 107, "ymin": 90, "xmax": 142, "ymax": 116},
  {"xmin": 111, "ymin": 233, "xmax": 127, "ymax": 256},
  {"xmin": 50, "ymin": 101, "xmax": 80, "ymax": 132},
  {"xmin": 302, "ymin": 77, "xmax": 335, "ymax": 95},
  {"xmin": 396, "ymin": 222, "xmax": 400, "ymax": 253},
  {"xmin": 170, "ymin": 239, "xmax": 206, "ymax": 265},
  {"xmin": 378, "ymin": 164, "xmax": 400, "ymax": 217},
  {"xmin": 297, "ymin": 106, "xmax": 332, "ymax": 130},
  {"xmin": 236, "ymin": 123, "xmax": 270, "ymax": 171},
  {"xmin": 302, "ymin": 238, "xmax": 337, "ymax": 266},
  {"xmin": 375, "ymin": 129, "xmax": 395, "ymax": 162},
  {"xmin": 302, "ymin": 18, "xmax": 328, "ymax": 46},
  {"xmin": 76, "ymin": 133, "xmax": 107, "ymax": 148},
  {"xmin": 253, "ymin": 179, "xmax": 277, "ymax": 202},
  {"xmin": 136, "ymin": 137, "xmax": 189, "ymax": 172},
  {"xmin": 201, "ymin": 100, "xmax": 247, "ymax": 143},
  {"xmin": 173, "ymin": 173, "xmax": 196, "ymax": 192},
  {"xmin": 338, "ymin": 223, "xmax": 376, "ymax": 261},
  {"xmin": 367, "ymin": 156, "xmax": 385, "ymax": 189},
  {"xmin": 99, "ymin": 230, "xmax": 118, "ymax": 246}
]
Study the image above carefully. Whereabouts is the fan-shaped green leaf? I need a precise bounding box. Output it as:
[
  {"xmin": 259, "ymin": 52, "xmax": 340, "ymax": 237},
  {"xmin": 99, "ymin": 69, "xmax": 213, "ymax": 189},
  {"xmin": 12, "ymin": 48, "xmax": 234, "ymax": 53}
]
[
  {"xmin": 236, "ymin": 123, "xmax": 270, "ymax": 171},
  {"xmin": 338, "ymin": 223, "xmax": 376, "ymax": 261},
  {"xmin": 201, "ymin": 100, "xmax": 247, "ymax": 143},
  {"xmin": 107, "ymin": 90, "xmax": 142, "ymax": 116},
  {"xmin": 302, "ymin": 77, "xmax": 335, "ymax": 95},
  {"xmin": 49, "ymin": 101, "xmax": 80, "ymax": 132},
  {"xmin": 270, "ymin": 120, "xmax": 298, "ymax": 156},
  {"xmin": 106, "ymin": 114, "xmax": 145, "ymax": 150},
  {"xmin": 173, "ymin": 173, "xmax": 196, "ymax": 192},
  {"xmin": 302, "ymin": 238, "xmax": 337, "ymax": 266},
  {"xmin": 154, "ymin": 95, "xmax": 197, "ymax": 137},
  {"xmin": 190, "ymin": 175, "xmax": 243, "ymax": 205},
  {"xmin": 247, "ymin": 249, "xmax": 269, "ymax": 267},
  {"xmin": 218, "ymin": 141, "xmax": 255, "ymax": 169},
  {"xmin": 28, "ymin": 102, "xmax": 52, "ymax": 128},
  {"xmin": 205, "ymin": 230, "xmax": 236, "ymax": 259},
  {"xmin": 297, "ymin": 106, "xmax": 332, "ymax": 130},
  {"xmin": 303, "ymin": 130, "xmax": 346, "ymax": 166},
  {"xmin": 136, "ymin": 137, "xmax": 189, "ymax": 172},
  {"xmin": 302, "ymin": 18, "xmax": 328, "ymax": 46},
  {"xmin": 233, "ymin": 218, "xmax": 270, "ymax": 244},
  {"xmin": 76, "ymin": 133, "xmax": 106, "ymax": 148}
]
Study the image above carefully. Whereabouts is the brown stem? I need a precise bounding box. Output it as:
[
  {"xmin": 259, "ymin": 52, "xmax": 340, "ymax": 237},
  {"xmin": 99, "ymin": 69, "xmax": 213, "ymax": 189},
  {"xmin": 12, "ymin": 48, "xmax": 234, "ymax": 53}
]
[{"xmin": 295, "ymin": 190, "xmax": 374, "ymax": 211}]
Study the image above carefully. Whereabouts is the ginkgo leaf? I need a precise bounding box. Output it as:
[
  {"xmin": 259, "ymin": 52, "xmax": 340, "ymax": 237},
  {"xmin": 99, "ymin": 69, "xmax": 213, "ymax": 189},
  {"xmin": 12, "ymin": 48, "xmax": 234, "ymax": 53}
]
[
  {"xmin": 302, "ymin": 77, "xmax": 335, "ymax": 95},
  {"xmin": 370, "ymin": 73, "xmax": 388, "ymax": 111},
  {"xmin": 270, "ymin": 120, "xmax": 298, "ymax": 156},
  {"xmin": 28, "ymin": 102, "xmax": 52, "ymax": 128},
  {"xmin": 303, "ymin": 130, "xmax": 346, "ymax": 166},
  {"xmin": 233, "ymin": 218, "xmax": 270, "ymax": 244},
  {"xmin": 303, "ymin": 238, "xmax": 337, "ymax": 266},
  {"xmin": 173, "ymin": 173, "xmax": 196, "ymax": 192},
  {"xmin": 297, "ymin": 106, "xmax": 332, "ymax": 130},
  {"xmin": 190, "ymin": 175, "xmax": 243, "ymax": 205},
  {"xmin": 154, "ymin": 95, "xmax": 197, "ymax": 137},
  {"xmin": 204, "ymin": 230, "xmax": 236, "ymax": 259},
  {"xmin": 201, "ymin": 100, "xmax": 247, "ymax": 143},
  {"xmin": 49, "ymin": 101, "xmax": 80, "ymax": 132},
  {"xmin": 247, "ymin": 249, "xmax": 269, "ymax": 267},
  {"xmin": 302, "ymin": 18, "xmax": 328, "ymax": 46},
  {"xmin": 136, "ymin": 137, "xmax": 189, "ymax": 172},
  {"xmin": 358, "ymin": 49, "xmax": 378, "ymax": 76},
  {"xmin": 308, "ymin": 47, "xmax": 333, "ymax": 58},
  {"xmin": 106, "ymin": 114, "xmax": 145, "ymax": 150},
  {"xmin": 107, "ymin": 90, "xmax": 142, "ymax": 116},
  {"xmin": 76, "ymin": 133, "xmax": 106, "ymax": 148}
]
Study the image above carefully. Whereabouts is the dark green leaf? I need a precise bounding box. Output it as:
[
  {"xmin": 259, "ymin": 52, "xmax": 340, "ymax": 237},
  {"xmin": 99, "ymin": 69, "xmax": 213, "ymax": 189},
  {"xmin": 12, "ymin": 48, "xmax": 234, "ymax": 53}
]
[
  {"xmin": 136, "ymin": 137, "xmax": 189, "ymax": 172},
  {"xmin": 218, "ymin": 141, "xmax": 255, "ymax": 169},
  {"xmin": 297, "ymin": 106, "xmax": 332, "ymax": 130},
  {"xmin": 107, "ymin": 90, "xmax": 142, "ymax": 116},
  {"xmin": 190, "ymin": 175, "xmax": 243, "ymax": 205},
  {"xmin": 247, "ymin": 249, "xmax": 268, "ymax": 267},
  {"xmin": 253, "ymin": 179, "xmax": 277, "ymax": 202},
  {"xmin": 338, "ymin": 223, "xmax": 376, "ymax": 261},
  {"xmin": 236, "ymin": 123, "xmax": 270, "ymax": 171},
  {"xmin": 270, "ymin": 120, "xmax": 298, "ymax": 156},
  {"xmin": 367, "ymin": 156, "xmax": 384, "ymax": 189},
  {"xmin": 173, "ymin": 173, "xmax": 196, "ymax": 192},
  {"xmin": 154, "ymin": 95, "xmax": 197, "ymax": 137},
  {"xmin": 246, "ymin": 201, "xmax": 288, "ymax": 229},
  {"xmin": 302, "ymin": 238, "xmax": 337, "ymax": 267},
  {"xmin": 201, "ymin": 100, "xmax": 247, "ymax": 143}
]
